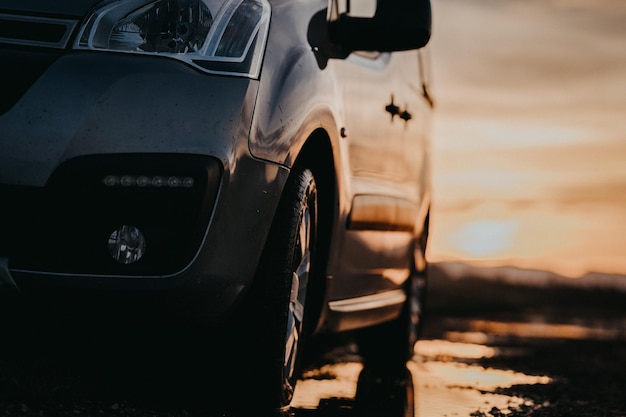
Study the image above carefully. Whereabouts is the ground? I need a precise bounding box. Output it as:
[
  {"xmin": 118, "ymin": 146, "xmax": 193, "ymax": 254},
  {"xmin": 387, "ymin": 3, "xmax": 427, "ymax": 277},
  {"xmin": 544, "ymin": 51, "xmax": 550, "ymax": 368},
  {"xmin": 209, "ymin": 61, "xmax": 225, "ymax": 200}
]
[{"xmin": 1, "ymin": 263, "xmax": 625, "ymax": 416}]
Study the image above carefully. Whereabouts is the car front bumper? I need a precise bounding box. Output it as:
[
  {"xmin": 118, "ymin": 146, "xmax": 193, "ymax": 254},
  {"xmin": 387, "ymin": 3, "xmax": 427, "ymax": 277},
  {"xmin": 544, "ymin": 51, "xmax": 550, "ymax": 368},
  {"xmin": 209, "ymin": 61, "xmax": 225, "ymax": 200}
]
[{"xmin": 0, "ymin": 51, "xmax": 289, "ymax": 320}]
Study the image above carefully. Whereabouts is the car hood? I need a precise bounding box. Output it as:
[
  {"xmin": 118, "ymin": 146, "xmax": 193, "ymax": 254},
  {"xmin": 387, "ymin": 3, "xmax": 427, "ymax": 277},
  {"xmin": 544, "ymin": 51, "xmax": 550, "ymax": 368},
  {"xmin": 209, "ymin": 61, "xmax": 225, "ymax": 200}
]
[{"xmin": 1, "ymin": 0, "xmax": 107, "ymax": 17}]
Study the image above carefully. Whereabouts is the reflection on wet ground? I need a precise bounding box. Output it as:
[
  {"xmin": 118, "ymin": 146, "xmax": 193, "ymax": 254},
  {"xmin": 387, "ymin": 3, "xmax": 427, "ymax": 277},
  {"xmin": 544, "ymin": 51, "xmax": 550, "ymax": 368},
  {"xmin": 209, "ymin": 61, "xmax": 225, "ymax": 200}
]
[
  {"xmin": 447, "ymin": 319, "xmax": 626, "ymax": 341},
  {"xmin": 293, "ymin": 363, "xmax": 363, "ymax": 409},
  {"xmin": 411, "ymin": 341, "xmax": 551, "ymax": 417},
  {"xmin": 292, "ymin": 338, "xmax": 552, "ymax": 417},
  {"xmin": 292, "ymin": 318, "xmax": 626, "ymax": 417},
  {"xmin": 291, "ymin": 265, "xmax": 626, "ymax": 417},
  {"xmin": 293, "ymin": 363, "xmax": 415, "ymax": 417}
]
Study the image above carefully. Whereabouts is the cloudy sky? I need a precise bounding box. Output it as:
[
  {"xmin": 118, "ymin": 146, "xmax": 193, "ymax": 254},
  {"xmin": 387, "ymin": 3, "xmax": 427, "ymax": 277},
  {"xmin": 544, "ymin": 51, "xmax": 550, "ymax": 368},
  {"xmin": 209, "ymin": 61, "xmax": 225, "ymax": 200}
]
[{"xmin": 426, "ymin": 0, "xmax": 626, "ymax": 277}]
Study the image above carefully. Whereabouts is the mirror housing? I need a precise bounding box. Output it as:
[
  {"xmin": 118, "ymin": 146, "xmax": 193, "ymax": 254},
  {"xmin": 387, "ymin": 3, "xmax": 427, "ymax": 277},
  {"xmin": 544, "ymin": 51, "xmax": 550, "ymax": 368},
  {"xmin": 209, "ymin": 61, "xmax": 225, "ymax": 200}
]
[{"xmin": 328, "ymin": 0, "xmax": 431, "ymax": 52}]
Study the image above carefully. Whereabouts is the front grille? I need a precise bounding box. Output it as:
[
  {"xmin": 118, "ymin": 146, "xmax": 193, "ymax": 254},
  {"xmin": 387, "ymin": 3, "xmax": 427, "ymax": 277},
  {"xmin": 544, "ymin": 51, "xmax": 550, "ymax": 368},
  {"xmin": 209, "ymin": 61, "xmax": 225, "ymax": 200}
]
[
  {"xmin": 0, "ymin": 13, "xmax": 77, "ymax": 49},
  {"xmin": 0, "ymin": 13, "xmax": 76, "ymax": 114},
  {"xmin": 0, "ymin": 49, "xmax": 61, "ymax": 115},
  {"xmin": 0, "ymin": 154, "xmax": 222, "ymax": 277}
]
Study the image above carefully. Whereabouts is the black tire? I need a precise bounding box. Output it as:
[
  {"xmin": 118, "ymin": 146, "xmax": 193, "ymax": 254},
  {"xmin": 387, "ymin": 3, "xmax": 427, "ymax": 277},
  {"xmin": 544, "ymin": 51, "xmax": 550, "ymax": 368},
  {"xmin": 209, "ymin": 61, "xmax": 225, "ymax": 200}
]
[
  {"xmin": 356, "ymin": 222, "xmax": 428, "ymax": 374},
  {"xmin": 242, "ymin": 167, "xmax": 318, "ymax": 410}
]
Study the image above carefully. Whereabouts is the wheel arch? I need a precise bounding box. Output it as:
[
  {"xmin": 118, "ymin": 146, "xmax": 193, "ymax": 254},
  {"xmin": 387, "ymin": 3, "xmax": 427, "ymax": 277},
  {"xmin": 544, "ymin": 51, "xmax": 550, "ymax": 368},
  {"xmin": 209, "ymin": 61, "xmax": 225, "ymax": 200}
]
[{"xmin": 291, "ymin": 128, "xmax": 337, "ymax": 337}]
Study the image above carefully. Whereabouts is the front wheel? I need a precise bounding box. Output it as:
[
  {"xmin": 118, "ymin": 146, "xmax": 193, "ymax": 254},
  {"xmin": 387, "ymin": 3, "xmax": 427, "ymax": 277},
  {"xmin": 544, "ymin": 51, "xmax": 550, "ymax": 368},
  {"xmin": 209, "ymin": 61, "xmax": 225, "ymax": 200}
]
[{"xmin": 243, "ymin": 167, "xmax": 318, "ymax": 410}]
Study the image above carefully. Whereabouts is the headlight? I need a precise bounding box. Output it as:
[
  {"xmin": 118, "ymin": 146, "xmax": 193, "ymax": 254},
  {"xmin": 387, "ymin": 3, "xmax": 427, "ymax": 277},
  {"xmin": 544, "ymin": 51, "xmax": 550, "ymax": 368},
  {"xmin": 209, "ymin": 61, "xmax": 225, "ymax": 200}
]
[{"xmin": 75, "ymin": 0, "xmax": 270, "ymax": 78}]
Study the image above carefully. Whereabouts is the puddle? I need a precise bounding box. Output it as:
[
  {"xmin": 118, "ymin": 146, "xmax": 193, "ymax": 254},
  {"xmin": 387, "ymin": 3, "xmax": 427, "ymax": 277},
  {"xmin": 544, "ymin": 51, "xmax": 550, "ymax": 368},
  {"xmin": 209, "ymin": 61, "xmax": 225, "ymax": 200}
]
[
  {"xmin": 412, "ymin": 340, "xmax": 551, "ymax": 417},
  {"xmin": 292, "ymin": 339, "xmax": 552, "ymax": 416},
  {"xmin": 462, "ymin": 319, "xmax": 626, "ymax": 341},
  {"xmin": 409, "ymin": 360, "xmax": 550, "ymax": 417},
  {"xmin": 415, "ymin": 340, "xmax": 496, "ymax": 359},
  {"xmin": 292, "ymin": 363, "xmax": 363, "ymax": 409}
]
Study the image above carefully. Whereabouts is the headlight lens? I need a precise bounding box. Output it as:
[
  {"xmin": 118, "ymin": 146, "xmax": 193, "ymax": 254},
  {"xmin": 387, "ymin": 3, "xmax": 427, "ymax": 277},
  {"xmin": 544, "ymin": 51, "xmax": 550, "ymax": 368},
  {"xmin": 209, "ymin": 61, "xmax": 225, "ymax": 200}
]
[{"xmin": 76, "ymin": 0, "xmax": 270, "ymax": 77}]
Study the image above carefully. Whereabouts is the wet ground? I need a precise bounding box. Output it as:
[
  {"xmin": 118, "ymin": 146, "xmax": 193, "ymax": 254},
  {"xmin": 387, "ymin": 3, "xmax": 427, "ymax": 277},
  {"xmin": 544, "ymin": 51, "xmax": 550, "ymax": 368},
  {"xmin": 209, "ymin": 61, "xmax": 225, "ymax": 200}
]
[
  {"xmin": 1, "ymin": 262, "xmax": 625, "ymax": 417},
  {"xmin": 422, "ymin": 264, "xmax": 626, "ymax": 417}
]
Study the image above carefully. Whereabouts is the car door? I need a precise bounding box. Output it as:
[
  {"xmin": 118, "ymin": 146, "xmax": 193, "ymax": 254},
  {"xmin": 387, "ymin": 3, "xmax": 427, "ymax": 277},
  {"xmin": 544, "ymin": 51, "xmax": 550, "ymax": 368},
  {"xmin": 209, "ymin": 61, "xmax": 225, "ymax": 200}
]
[{"xmin": 329, "ymin": 48, "xmax": 431, "ymax": 301}]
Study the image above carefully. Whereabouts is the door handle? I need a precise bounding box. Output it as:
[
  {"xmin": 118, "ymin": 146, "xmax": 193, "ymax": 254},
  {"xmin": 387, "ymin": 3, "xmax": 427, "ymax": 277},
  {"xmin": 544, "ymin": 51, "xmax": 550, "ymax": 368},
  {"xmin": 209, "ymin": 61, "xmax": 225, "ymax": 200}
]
[{"xmin": 385, "ymin": 96, "xmax": 400, "ymax": 119}]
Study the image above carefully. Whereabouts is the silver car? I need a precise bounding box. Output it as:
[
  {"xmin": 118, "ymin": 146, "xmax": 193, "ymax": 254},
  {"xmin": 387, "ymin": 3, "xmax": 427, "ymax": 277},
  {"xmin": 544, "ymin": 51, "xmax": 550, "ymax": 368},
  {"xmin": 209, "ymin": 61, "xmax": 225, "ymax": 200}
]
[{"xmin": 0, "ymin": 0, "xmax": 433, "ymax": 410}]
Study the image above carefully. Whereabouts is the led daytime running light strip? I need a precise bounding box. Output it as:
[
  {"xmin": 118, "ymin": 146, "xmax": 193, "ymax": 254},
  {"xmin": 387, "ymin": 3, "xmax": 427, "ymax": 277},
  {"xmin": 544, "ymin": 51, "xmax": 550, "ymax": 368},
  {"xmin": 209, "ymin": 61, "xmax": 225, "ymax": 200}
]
[{"xmin": 103, "ymin": 175, "xmax": 194, "ymax": 188}]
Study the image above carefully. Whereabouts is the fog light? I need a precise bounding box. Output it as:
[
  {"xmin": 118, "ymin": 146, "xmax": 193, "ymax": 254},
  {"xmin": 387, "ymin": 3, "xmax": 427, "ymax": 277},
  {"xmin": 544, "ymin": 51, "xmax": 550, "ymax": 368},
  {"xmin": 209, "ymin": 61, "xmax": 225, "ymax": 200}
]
[{"xmin": 108, "ymin": 225, "xmax": 146, "ymax": 264}]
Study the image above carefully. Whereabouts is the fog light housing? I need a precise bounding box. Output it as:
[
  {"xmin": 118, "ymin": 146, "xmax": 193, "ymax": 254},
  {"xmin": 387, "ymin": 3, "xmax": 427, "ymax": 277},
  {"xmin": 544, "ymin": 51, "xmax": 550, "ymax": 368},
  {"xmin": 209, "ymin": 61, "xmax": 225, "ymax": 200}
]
[{"xmin": 108, "ymin": 225, "xmax": 146, "ymax": 265}]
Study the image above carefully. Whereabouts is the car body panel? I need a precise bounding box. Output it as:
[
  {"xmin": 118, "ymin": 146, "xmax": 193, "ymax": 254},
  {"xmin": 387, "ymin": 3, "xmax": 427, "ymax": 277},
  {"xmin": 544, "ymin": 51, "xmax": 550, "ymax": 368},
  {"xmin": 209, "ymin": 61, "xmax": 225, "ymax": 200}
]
[
  {"xmin": 0, "ymin": 0, "xmax": 432, "ymax": 330},
  {"xmin": 0, "ymin": 50, "xmax": 291, "ymax": 319},
  {"xmin": 0, "ymin": 53, "xmax": 258, "ymax": 186}
]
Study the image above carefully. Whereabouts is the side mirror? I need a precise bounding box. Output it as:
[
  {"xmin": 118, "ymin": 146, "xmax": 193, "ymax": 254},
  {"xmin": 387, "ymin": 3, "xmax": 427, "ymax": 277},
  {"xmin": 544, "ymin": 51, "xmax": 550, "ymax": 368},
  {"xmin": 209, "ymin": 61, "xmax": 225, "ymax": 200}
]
[{"xmin": 328, "ymin": 0, "xmax": 431, "ymax": 52}]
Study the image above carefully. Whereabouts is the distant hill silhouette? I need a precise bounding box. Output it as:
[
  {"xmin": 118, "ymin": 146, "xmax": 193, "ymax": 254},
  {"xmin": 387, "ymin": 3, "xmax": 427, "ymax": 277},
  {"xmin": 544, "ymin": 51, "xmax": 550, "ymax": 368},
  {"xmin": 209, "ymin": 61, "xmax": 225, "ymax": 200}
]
[{"xmin": 426, "ymin": 262, "xmax": 626, "ymax": 322}]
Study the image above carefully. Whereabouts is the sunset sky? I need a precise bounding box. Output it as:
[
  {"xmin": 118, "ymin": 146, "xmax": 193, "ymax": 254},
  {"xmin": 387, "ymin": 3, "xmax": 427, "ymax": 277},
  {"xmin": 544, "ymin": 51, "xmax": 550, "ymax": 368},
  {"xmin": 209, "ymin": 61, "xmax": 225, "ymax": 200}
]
[{"xmin": 426, "ymin": 0, "xmax": 626, "ymax": 277}]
